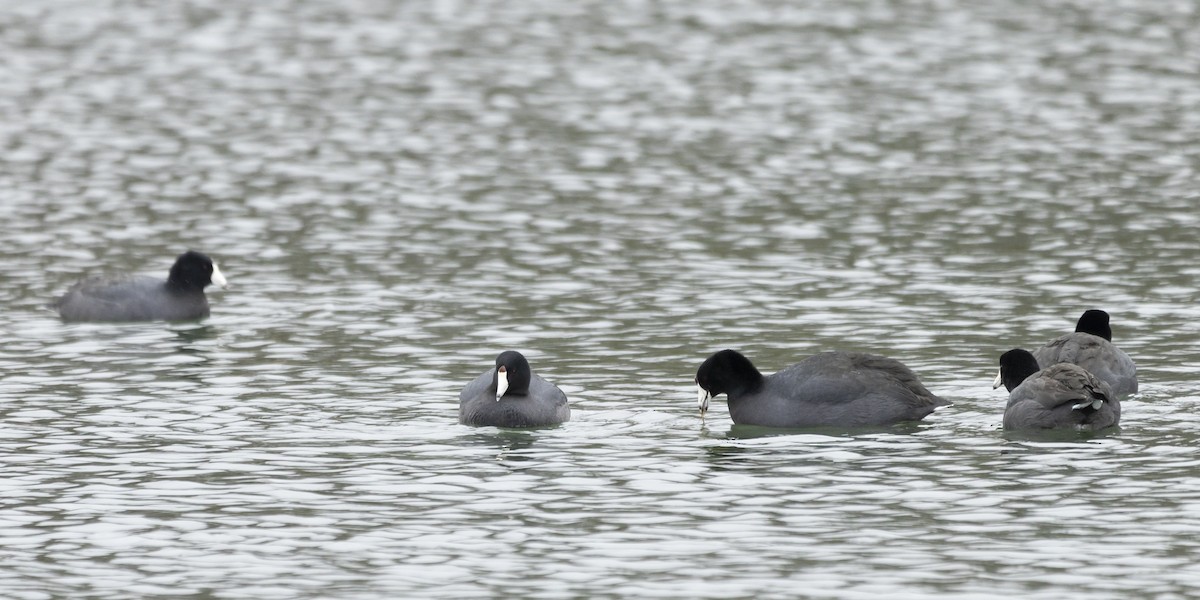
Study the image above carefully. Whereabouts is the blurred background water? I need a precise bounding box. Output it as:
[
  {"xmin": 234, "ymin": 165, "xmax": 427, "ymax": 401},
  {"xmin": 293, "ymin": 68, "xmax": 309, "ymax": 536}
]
[{"xmin": 2, "ymin": 0, "xmax": 1200, "ymax": 597}]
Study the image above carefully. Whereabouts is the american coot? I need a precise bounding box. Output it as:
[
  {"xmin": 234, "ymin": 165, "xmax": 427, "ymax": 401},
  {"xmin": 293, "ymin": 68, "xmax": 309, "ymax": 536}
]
[
  {"xmin": 994, "ymin": 348, "xmax": 1120, "ymax": 431},
  {"xmin": 694, "ymin": 349, "xmax": 949, "ymax": 428},
  {"xmin": 1033, "ymin": 309, "xmax": 1137, "ymax": 396},
  {"xmin": 459, "ymin": 351, "xmax": 570, "ymax": 428},
  {"xmin": 53, "ymin": 250, "xmax": 227, "ymax": 323}
]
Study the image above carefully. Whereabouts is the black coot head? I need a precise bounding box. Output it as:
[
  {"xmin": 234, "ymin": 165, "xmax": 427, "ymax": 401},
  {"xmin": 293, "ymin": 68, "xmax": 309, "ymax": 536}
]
[
  {"xmin": 1074, "ymin": 309, "xmax": 1113, "ymax": 341},
  {"xmin": 493, "ymin": 350, "xmax": 532, "ymax": 399},
  {"xmin": 695, "ymin": 349, "xmax": 762, "ymax": 397},
  {"xmin": 695, "ymin": 349, "xmax": 764, "ymax": 415},
  {"xmin": 167, "ymin": 250, "xmax": 226, "ymax": 291},
  {"xmin": 996, "ymin": 348, "xmax": 1041, "ymax": 392}
]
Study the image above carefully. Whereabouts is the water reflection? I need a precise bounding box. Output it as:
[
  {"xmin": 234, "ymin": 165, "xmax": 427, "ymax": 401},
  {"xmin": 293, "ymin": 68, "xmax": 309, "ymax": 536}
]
[
  {"xmin": 170, "ymin": 324, "xmax": 220, "ymax": 344},
  {"xmin": 460, "ymin": 429, "xmax": 542, "ymax": 463},
  {"xmin": 1000, "ymin": 427, "xmax": 1124, "ymax": 445},
  {"xmin": 723, "ymin": 422, "xmax": 929, "ymax": 439}
]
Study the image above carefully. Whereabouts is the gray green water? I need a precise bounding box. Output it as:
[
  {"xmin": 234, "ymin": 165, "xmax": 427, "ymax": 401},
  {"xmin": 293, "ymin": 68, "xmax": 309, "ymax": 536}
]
[{"xmin": 2, "ymin": 0, "xmax": 1200, "ymax": 598}]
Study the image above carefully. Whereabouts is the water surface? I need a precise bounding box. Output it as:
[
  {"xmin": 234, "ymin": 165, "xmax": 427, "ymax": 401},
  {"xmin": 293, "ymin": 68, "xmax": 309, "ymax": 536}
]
[{"xmin": 3, "ymin": 0, "xmax": 1200, "ymax": 598}]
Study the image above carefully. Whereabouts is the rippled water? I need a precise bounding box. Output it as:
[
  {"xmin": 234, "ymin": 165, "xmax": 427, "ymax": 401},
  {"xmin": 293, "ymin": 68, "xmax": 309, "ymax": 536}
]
[{"xmin": 3, "ymin": 0, "xmax": 1200, "ymax": 597}]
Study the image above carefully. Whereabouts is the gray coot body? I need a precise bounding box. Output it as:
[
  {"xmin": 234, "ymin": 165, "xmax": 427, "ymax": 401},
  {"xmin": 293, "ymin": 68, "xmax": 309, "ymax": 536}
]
[
  {"xmin": 459, "ymin": 351, "xmax": 570, "ymax": 428},
  {"xmin": 53, "ymin": 250, "xmax": 227, "ymax": 323},
  {"xmin": 995, "ymin": 348, "xmax": 1120, "ymax": 431},
  {"xmin": 694, "ymin": 349, "xmax": 949, "ymax": 428},
  {"xmin": 1032, "ymin": 309, "xmax": 1137, "ymax": 396}
]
